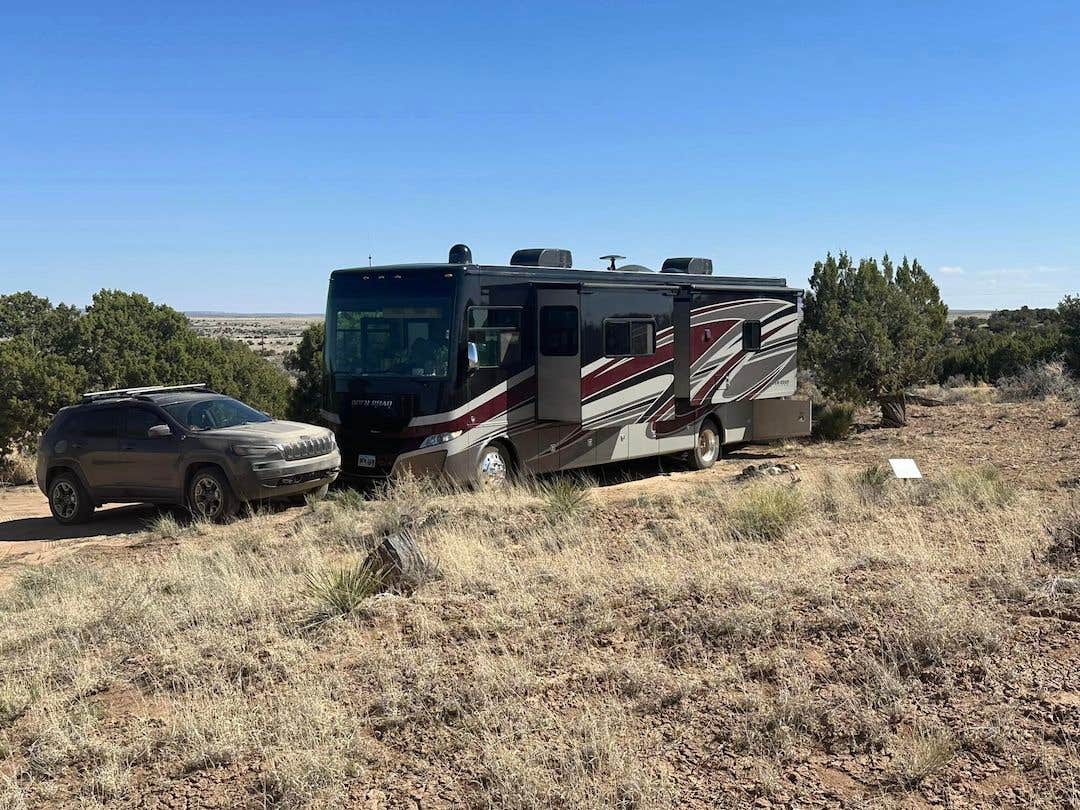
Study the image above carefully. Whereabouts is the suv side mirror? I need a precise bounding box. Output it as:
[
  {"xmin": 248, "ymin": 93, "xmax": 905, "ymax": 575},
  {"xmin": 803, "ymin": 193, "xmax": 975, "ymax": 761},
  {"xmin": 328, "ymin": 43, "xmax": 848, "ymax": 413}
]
[
  {"xmin": 466, "ymin": 341, "xmax": 479, "ymax": 375},
  {"xmin": 147, "ymin": 424, "xmax": 173, "ymax": 439}
]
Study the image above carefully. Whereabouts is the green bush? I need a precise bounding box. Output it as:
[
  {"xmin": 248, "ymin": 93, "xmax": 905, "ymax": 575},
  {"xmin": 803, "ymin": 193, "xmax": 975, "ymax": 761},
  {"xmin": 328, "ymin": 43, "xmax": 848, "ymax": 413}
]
[
  {"xmin": 0, "ymin": 290, "xmax": 291, "ymax": 453},
  {"xmin": 284, "ymin": 322, "xmax": 325, "ymax": 423},
  {"xmin": 812, "ymin": 402, "xmax": 856, "ymax": 441}
]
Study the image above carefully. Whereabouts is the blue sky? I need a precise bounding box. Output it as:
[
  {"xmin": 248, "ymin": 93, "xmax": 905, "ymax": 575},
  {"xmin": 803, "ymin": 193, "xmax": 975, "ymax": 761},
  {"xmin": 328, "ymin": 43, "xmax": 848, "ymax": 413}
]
[{"xmin": 2, "ymin": 1, "xmax": 1078, "ymax": 312}]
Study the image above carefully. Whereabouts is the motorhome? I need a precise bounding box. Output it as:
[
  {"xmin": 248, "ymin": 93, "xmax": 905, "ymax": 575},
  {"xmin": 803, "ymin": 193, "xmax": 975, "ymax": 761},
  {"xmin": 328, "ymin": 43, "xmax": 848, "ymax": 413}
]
[{"xmin": 319, "ymin": 245, "xmax": 810, "ymax": 484}]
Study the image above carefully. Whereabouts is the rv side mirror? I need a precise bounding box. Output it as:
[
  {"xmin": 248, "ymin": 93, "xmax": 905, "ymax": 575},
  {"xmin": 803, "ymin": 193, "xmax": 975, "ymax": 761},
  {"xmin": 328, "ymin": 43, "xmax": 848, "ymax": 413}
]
[
  {"xmin": 147, "ymin": 424, "xmax": 173, "ymax": 439},
  {"xmin": 467, "ymin": 341, "xmax": 480, "ymax": 375}
]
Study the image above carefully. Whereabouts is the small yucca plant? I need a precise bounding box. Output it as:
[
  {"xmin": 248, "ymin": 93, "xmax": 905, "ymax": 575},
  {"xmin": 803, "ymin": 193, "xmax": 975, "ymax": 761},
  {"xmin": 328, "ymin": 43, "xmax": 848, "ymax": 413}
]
[
  {"xmin": 539, "ymin": 476, "xmax": 593, "ymax": 523},
  {"xmin": 303, "ymin": 563, "xmax": 382, "ymax": 625}
]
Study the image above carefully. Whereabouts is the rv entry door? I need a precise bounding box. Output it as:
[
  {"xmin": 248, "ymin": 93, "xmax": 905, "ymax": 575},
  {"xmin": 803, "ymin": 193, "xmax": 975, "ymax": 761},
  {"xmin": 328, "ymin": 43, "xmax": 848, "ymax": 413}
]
[{"xmin": 536, "ymin": 288, "xmax": 581, "ymax": 423}]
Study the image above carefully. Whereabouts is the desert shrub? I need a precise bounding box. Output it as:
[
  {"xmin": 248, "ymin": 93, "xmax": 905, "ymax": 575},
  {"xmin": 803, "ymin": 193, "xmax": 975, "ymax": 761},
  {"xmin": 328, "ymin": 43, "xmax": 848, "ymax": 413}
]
[
  {"xmin": 890, "ymin": 724, "xmax": 956, "ymax": 787},
  {"xmin": 854, "ymin": 464, "xmax": 890, "ymax": 502},
  {"xmin": 1045, "ymin": 497, "xmax": 1080, "ymax": 566},
  {"xmin": 728, "ymin": 485, "xmax": 805, "ymax": 541},
  {"xmin": 996, "ymin": 362, "xmax": 1078, "ymax": 402},
  {"xmin": 812, "ymin": 402, "xmax": 856, "ymax": 441},
  {"xmin": 0, "ymin": 453, "xmax": 35, "ymax": 486}
]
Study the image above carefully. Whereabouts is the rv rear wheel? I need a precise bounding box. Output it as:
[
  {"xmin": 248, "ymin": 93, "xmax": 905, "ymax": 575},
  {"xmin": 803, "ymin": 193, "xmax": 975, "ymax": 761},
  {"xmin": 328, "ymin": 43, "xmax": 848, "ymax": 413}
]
[
  {"xmin": 476, "ymin": 443, "xmax": 510, "ymax": 487},
  {"xmin": 690, "ymin": 419, "xmax": 721, "ymax": 471}
]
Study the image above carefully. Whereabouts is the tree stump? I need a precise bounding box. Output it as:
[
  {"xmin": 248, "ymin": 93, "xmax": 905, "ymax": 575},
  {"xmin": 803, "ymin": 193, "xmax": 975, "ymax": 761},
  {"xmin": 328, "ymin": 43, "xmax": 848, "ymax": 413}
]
[
  {"xmin": 362, "ymin": 529, "xmax": 435, "ymax": 593},
  {"xmin": 879, "ymin": 394, "xmax": 908, "ymax": 428}
]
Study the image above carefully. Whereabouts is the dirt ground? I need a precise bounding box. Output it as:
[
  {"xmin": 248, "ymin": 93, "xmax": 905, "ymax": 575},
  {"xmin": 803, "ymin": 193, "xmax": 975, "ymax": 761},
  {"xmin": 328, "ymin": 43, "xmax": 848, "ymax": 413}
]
[{"xmin": 1, "ymin": 398, "xmax": 1078, "ymax": 808}]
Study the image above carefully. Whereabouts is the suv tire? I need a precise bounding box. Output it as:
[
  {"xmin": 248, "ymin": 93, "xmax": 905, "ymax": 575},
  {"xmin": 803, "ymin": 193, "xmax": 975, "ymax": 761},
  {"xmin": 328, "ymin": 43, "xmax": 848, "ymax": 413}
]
[
  {"xmin": 187, "ymin": 467, "xmax": 237, "ymax": 523},
  {"xmin": 48, "ymin": 472, "xmax": 94, "ymax": 525},
  {"xmin": 690, "ymin": 418, "xmax": 721, "ymax": 471}
]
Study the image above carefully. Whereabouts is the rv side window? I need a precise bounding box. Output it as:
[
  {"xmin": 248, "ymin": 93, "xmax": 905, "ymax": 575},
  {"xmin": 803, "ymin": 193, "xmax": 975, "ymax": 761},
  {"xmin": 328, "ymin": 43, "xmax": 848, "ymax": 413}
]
[
  {"xmin": 742, "ymin": 321, "xmax": 762, "ymax": 351},
  {"xmin": 539, "ymin": 306, "xmax": 578, "ymax": 356},
  {"xmin": 603, "ymin": 319, "xmax": 655, "ymax": 357},
  {"xmin": 468, "ymin": 307, "xmax": 522, "ymax": 368}
]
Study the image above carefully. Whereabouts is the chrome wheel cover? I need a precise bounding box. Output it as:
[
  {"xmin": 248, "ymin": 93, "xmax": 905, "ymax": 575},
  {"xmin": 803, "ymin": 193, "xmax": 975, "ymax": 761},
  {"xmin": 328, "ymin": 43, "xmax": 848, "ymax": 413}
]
[
  {"xmin": 52, "ymin": 481, "xmax": 78, "ymax": 519},
  {"xmin": 698, "ymin": 426, "xmax": 719, "ymax": 465},
  {"xmin": 192, "ymin": 476, "xmax": 223, "ymax": 517},
  {"xmin": 477, "ymin": 448, "xmax": 508, "ymax": 486}
]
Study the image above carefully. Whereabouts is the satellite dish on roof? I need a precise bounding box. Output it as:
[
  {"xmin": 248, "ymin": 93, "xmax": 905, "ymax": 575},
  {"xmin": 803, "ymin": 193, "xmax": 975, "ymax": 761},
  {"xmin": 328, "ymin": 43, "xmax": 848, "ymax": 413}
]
[{"xmin": 600, "ymin": 254, "xmax": 626, "ymax": 272}]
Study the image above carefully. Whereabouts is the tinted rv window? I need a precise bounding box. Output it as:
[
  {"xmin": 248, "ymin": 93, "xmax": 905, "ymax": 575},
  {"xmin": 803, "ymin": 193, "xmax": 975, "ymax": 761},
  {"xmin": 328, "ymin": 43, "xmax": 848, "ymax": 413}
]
[
  {"xmin": 539, "ymin": 306, "xmax": 578, "ymax": 356},
  {"xmin": 742, "ymin": 321, "xmax": 762, "ymax": 351},
  {"xmin": 327, "ymin": 274, "xmax": 454, "ymax": 378},
  {"xmin": 604, "ymin": 319, "xmax": 655, "ymax": 357},
  {"xmin": 468, "ymin": 307, "xmax": 521, "ymax": 368}
]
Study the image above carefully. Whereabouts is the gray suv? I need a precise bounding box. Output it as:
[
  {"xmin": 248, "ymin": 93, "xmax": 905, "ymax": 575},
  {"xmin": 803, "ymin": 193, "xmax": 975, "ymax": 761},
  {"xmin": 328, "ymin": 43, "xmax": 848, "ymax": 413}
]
[{"xmin": 37, "ymin": 384, "xmax": 340, "ymax": 524}]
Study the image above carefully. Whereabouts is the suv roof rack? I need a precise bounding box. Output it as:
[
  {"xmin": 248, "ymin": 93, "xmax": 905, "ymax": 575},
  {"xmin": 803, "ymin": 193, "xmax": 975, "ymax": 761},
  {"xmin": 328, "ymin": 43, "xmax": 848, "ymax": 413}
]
[{"xmin": 81, "ymin": 383, "xmax": 210, "ymax": 403}]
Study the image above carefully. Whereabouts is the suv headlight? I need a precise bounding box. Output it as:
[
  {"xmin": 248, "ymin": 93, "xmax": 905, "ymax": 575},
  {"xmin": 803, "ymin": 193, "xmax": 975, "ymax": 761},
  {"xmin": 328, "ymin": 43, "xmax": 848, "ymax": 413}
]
[
  {"xmin": 420, "ymin": 430, "xmax": 463, "ymax": 449},
  {"xmin": 232, "ymin": 443, "xmax": 284, "ymax": 459}
]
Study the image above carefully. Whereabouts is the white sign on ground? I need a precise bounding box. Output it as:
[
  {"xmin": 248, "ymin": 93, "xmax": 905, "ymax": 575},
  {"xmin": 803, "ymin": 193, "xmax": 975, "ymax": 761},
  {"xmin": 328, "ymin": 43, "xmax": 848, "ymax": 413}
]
[{"xmin": 888, "ymin": 458, "xmax": 922, "ymax": 479}]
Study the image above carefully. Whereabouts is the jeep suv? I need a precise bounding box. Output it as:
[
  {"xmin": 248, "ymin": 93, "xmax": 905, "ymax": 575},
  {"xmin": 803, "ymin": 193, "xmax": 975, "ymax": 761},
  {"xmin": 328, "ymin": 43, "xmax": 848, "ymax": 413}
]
[{"xmin": 37, "ymin": 384, "xmax": 341, "ymax": 524}]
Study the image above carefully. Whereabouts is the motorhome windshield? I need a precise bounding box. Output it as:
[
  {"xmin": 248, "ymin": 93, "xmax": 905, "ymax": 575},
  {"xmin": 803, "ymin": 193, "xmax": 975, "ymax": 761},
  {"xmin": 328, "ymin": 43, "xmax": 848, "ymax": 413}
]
[{"xmin": 327, "ymin": 274, "xmax": 454, "ymax": 379}]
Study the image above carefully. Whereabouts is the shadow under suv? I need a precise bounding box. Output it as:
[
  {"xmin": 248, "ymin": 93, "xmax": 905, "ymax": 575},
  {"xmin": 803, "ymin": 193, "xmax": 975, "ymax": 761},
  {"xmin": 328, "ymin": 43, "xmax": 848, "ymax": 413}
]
[{"xmin": 37, "ymin": 384, "xmax": 341, "ymax": 524}]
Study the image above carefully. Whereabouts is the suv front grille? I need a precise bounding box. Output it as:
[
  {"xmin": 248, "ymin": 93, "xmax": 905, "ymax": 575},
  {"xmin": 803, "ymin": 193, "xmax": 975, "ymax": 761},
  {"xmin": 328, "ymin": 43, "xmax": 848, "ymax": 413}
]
[{"xmin": 282, "ymin": 435, "xmax": 335, "ymax": 461}]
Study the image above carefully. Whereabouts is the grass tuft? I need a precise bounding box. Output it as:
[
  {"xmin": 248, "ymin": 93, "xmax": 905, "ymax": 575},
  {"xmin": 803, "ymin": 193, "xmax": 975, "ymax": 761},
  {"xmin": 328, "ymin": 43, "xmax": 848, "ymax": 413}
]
[
  {"xmin": 727, "ymin": 484, "xmax": 805, "ymax": 541},
  {"xmin": 538, "ymin": 476, "xmax": 593, "ymax": 523}
]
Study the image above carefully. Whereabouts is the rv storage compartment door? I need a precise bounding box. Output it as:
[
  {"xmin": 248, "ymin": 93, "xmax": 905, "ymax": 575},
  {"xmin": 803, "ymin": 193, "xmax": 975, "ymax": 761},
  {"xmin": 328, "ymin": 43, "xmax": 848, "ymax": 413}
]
[
  {"xmin": 536, "ymin": 288, "xmax": 582, "ymax": 423},
  {"xmin": 751, "ymin": 399, "xmax": 811, "ymax": 441}
]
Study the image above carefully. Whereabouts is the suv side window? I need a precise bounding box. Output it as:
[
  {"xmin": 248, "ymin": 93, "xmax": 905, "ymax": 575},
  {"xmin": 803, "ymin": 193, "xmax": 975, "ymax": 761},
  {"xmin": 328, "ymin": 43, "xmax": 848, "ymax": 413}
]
[
  {"xmin": 70, "ymin": 408, "xmax": 120, "ymax": 439},
  {"xmin": 122, "ymin": 407, "xmax": 164, "ymax": 439}
]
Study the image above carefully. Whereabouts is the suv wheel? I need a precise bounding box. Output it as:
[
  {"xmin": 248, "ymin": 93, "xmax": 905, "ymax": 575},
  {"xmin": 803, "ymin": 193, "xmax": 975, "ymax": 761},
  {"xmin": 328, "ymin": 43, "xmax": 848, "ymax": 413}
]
[
  {"xmin": 49, "ymin": 472, "xmax": 93, "ymax": 525},
  {"xmin": 188, "ymin": 468, "xmax": 237, "ymax": 523}
]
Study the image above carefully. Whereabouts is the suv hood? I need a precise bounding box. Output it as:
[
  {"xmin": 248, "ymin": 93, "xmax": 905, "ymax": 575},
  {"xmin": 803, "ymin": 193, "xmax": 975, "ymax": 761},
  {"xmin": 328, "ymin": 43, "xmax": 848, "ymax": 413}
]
[{"xmin": 195, "ymin": 420, "xmax": 331, "ymax": 444}]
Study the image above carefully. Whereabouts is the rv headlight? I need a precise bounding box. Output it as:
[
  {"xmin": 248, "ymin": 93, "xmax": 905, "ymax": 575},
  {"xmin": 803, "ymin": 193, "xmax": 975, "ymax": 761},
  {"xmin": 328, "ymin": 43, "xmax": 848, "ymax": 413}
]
[
  {"xmin": 232, "ymin": 443, "xmax": 284, "ymax": 459},
  {"xmin": 420, "ymin": 430, "xmax": 463, "ymax": 449}
]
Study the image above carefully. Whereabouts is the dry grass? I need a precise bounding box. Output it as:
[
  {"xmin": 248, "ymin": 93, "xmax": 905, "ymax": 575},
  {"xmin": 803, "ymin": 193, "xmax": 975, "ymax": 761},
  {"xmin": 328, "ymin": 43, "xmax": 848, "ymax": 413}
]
[
  {"xmin": 0, "ymin": 441, "xmax": 1076, "ymax": 807},
  {"xmin": 0, "ymin": 454, "xmax": 34, "ymax": 488}
]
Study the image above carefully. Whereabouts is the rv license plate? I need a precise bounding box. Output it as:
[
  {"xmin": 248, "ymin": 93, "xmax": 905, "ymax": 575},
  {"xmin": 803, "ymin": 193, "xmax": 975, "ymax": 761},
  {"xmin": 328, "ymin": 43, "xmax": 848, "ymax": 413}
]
[{"xmin": 357, "ymin": 454, "xmax": 376, "ymax": 469}]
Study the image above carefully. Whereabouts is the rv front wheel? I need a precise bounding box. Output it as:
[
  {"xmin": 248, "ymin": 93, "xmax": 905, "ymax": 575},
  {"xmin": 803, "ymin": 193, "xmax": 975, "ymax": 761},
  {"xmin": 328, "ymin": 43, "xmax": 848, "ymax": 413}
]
[
  {"xmin": 476, "ymin": 444, "xmax": 510, "ymax": 487},
  {"xmin": 690, "ymin": 419, "xmax": 721, "ymax": 470}
]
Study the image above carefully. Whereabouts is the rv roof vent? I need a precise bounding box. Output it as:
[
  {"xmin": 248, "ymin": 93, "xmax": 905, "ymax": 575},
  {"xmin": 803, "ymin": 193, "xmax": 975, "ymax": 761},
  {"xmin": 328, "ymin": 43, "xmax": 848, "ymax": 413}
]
[
  {"xmin": 660, "ymin": 257, "xmax": 713, "ymax": 275},
  {"xmin": 448, "ymin": 243, "xmax": 473, "ymax": 263},
  {"xmin": 510, "ymin": 248, "xmax": 573, "ymax": 269},
  {"xmin": 619, "ymin": 264, "xmax": 654, "ymax": 273}
]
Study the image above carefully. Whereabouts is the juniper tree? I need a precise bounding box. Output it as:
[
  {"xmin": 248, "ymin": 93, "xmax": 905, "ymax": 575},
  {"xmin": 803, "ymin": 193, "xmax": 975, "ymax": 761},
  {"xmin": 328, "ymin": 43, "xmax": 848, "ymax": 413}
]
[{"xmin": 801, "ymin": 253, "xmax": 948, "ymax": 427}]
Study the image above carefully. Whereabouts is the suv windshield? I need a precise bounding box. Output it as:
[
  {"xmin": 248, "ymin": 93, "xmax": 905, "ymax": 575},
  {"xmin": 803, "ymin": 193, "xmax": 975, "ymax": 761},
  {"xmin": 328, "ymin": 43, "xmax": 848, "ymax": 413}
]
[
  {"xmin": 163, "ymin": 397, "xmax": 271, "ymax": 431},
  {"xmin": 327, "ymin": 273, "xmax": 454, "ymax": 378}
]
